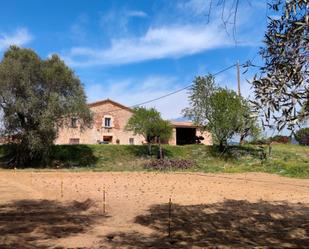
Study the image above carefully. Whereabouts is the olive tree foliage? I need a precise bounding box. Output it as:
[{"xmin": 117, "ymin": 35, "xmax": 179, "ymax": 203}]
[
  {"xmin": 125, "ymin": 107, "xmax": 172, "ymax": 157},
  {"xmin": 182, "ymin": 75, "xmax": 216, "ymax": 128},
  {"xmin": 194, "ymin": 0, "xmax": 307, "ymax": 132},
  {"xmin": 251, "ymin": 0, "xmax": 308, "ymax": 132},
  {"xmin": 208, "ymin": 89, "xmax": 245, "ymax": 149},
  {"xmin": 238, "ymin": 99, "xmax": 261, "ymax": 143},
  {"xmin": 125, "ymin": 107, "xmax": 161, "ymax": 143},
  {"xmin": 183, "ymin": 75, "xmax": 259, "ymax": 150},
  {"xmin": 152, "ymin": 119, "xmax": 173, "ymax": 159},
  {"xmin": 0, "ymin": 46, "xmax": 92, "ymax": 166}
]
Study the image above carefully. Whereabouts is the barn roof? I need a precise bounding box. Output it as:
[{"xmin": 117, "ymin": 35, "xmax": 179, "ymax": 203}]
[{"xmin": 170, "ymin": 121, "xmax": 198, "ymax": 128}]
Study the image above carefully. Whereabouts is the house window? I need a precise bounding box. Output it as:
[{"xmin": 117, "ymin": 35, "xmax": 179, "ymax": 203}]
[
  {"xmin": 129, "ymin": 138, "xmax": 134, "ymax": 145},
  {"xmin": 104, "ymin": 117, "xmax": 112, "ymax": 127},
  {"xmin": 70, "ymin": 118, "xmax": 78, "ymax": 128},
  {"xmin": 69, "ymin": 138, "xmax": 80, "ymax": 144}
]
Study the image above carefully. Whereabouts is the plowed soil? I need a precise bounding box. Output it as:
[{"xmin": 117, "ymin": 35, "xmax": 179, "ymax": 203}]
[{"xmin": 0, "ymin": 171, "xmax": 308, "ymax": 248}]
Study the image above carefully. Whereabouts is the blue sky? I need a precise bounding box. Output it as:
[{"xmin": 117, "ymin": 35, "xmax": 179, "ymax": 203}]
[{"xmin": 0, "ymin": 0, "xmax": 268, "ymax": 119}]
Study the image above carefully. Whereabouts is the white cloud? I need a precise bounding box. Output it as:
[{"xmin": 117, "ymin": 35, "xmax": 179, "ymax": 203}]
[
  {"xmin": 61, "ymin": 23, "xmax": 235, "ymax": 67},
  {"xmin": 177, "ymin": 0, "xmax": 210, "ymax": 15},
  {"xmin": 0, "ymin": 28, "xmax": 33, "ymax": 51},
  {"xmin": 99, "ymin": 9, "xmax": 147, "ymax": 37},
  {"xmin": 85, "ymin": 75, "xmax": 188, "ymax": 119},
  {"xmin": 126, "ymin": 10, "xmax": 148, "ymax": 18},
  {"xmin": 70, "ymin": 14, "xmax": 89, "ymax": 42}
]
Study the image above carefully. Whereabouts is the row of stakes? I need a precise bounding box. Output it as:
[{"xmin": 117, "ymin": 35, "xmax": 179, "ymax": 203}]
[{"xmin": 59, "ymin": 180, "xmax": 173, "ymax": 239}]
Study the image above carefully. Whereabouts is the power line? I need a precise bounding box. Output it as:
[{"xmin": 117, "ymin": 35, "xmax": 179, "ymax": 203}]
[
  {"xmin": 131, "ymin": 63, "xmax": 237, "ymax": 107},
  {"xmin": 101, "ymin": 63, "xmax": 237, "ymax": 113}
]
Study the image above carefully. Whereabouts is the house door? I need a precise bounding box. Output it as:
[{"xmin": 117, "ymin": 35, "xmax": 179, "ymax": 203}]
[
  {"xmin": 103, "ymin": 136, "xmax": 113, "ymax": 144},
  {"xmin": 176, "ymin": 128, "xmax": 196, "ymax": 145}
]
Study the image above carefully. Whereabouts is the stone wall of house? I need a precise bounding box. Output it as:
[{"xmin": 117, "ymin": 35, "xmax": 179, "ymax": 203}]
[
  {"xmin": 169, "ymin": 128, "xmax": 177, "ymax": 145},
  {"xmin": 196, "ymin": 129, "xmax": 212, "ymax": 145},
  {"xmin": 55, "ymin": 101, "xmax": 145, "ymax": 145},
  {"xmin": 55, "ymin": 100, "xmax": 213, "ymax": 146}
]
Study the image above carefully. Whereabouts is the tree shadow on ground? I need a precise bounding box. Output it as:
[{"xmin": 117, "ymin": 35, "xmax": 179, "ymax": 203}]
[
  {"xmin": 0, "ymin": 198, "xmax": 108, "ymax": 248},
  {"xmin": 104, "ymin": 199, "xmax": 309, "ymax": 248},
  {"xmin": 0, "ymin": 144, "xmax": 99, "ymax": 169},
  {"xmin": 50, "ymin": 145, "xmax": 99, "ymax": 168}
]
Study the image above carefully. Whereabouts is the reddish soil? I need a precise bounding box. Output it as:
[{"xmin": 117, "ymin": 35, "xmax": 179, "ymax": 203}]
[{"xmin": 0, "ymin": 171, "xmax": 308, "ymax": 248}]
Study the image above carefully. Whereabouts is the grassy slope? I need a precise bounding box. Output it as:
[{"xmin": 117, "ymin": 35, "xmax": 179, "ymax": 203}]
[{"xmin": 0, "ymin": 144, "xmax": 308, "ymax": 178}]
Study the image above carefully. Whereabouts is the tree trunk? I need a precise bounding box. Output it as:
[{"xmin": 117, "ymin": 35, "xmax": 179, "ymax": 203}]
[
  {"xmin": 219, "ymin": 141, "xmax": 225, "ymax": 152},
  {"xmin": 146, "ymin": 135, "xmax": 152, "ymax": 156},
  {"xmin": 148, "ymin": 142, "xmax": 152, "ymax": 156},
  {"xmin": 268, "ymin": 142, "xmax": 272, "ymax": 156},
  {"xmin": 158, "ymin": 137, "xmax": 163, "ymax": 159},
  {"xmin": 239, "ymin": 134, "xmax": 245, "ymax": 145}
]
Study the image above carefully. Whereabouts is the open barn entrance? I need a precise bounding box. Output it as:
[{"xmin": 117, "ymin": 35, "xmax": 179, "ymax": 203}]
[{"xmin": 176, "ymin": 128, "xmax": 196, "ymax": 145}]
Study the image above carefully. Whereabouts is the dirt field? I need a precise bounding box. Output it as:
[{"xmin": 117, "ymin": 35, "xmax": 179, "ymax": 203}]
[{"xmin": 0, "ymin": 171, "xmax": 308, "ymax": 248}]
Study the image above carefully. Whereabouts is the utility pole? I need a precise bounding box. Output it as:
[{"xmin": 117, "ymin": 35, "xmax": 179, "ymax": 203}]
[{"xmin": 237, "ymin": 61, "xmax": 241, "ymax": 96}]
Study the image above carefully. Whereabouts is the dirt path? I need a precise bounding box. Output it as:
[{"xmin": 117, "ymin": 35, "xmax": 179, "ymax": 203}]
[{"xmin": 0, "ymin": 171, "xmax": 308, "ymax": 248}]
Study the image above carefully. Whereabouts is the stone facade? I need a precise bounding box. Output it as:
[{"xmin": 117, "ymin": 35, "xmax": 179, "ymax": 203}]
[
  {"xmin": 55, "ymin": 99, "xmax": 145, "ymax": 145},
  {"xmin": 55, "ymin": 99, "xmax": 212, "ymax": 145}
]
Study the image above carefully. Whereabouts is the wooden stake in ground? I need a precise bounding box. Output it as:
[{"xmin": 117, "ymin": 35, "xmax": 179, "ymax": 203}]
[
  {"xmin": 168, "ymin": 197, "xmax": 172, "ymax": 238},
  {"xmin": 61, "ymin": 179, "xmax": 63, "ymax": 198},
  {"xmin": 102, "ymin": 186, "xmax": 106, "ymax": 215}
]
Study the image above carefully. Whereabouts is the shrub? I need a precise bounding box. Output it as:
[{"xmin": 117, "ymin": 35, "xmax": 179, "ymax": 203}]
[
  {"xmin": 270, "ymin": 135, "xmax": 290, "ymax": 144},
  {"xmin": 295, "ymin": 128, "xmax": 309, "ymax": 145},
  {"xmin": 144, "ymin": 159, "xmax": 195, "ymax": 170},
  {"xmin": 50, "ymin": 145, "xmax": 98, "ymax": 168},
  {"xmin": 248, "ymin": 138, "xmax": 269, "ymax": 145}
]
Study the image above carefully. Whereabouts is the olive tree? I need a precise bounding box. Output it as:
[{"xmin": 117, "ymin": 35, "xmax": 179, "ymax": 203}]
[
  {"xmin": 183, "ymin": 75, "xmax": 259, "ymax": 150},
  {"xmin": 152, "ymin": 119, "xmax": 173, "ymax": 159},
  {"xmin": 125, "ymin": 107, "xmax": 172, "ymax": 158},
  {"xmin": 251, "ymin": 0, "xmax": 308, "ymax": 131},
  {"xmin": 0, "ymin": 46, "xmax": 92, "ymax": 166}
]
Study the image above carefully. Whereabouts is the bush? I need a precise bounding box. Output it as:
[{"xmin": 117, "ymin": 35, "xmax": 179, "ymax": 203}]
[
  {"xmin": 295, "ymin": 128, "xmax": 309, "ymax": 145},
  {"xmin": 270, "ymin": 135, "xmax": 290, "ymax": 144},
  {"xmin": 50, "ymin": 145, "xmax": 98, "ymax": 168},
  {"xmin": 144, "ymin": 159, "xmax": 195, "ymax": 170},
  {"xmin": 248, "ymin": 138, "xmax": 269, "ymax": 145}
]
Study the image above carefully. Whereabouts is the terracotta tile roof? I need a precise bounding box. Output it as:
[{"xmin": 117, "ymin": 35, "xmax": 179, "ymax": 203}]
[
  {"xmin": 170, "ymin": 121, "xmax": 198, "ymax": 128},
  {"xmin": 88, "ymin": 99, "xmax": 133, "ymax": 112},
  {"xmin": 88, "ymin": 99, "xmax": 197, "ymax": 128}
]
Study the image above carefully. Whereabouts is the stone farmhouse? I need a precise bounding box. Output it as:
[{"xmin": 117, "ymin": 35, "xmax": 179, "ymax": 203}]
[{"xmin": 55, "ymin": 99, "xmax": 212, "ymax": 145}]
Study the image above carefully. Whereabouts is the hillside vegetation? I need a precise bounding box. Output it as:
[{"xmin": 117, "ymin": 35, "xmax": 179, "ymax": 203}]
[{"xmin": 0, "ymin": 144, "xmax": 308, "ymax": 178}]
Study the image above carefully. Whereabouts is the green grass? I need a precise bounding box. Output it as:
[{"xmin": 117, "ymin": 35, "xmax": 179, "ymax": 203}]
[{"xmin": 0, "ymin": 143, "xmax": 308, "ymax": 178}]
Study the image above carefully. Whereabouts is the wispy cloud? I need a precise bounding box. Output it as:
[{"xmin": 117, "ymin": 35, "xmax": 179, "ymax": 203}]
[
  {"xmin": 85, "ymin": 75, "xmax": 188, "ymax": 119},
  {"xmin": 126, "ymin": 10, "xmax": 148, "ymax": 18},
  {"xmin": 99, "ymin": 9, "xmax": 147, "ymax": 36},
  {"xmin": 177, "ymin": 0, "xmax": 211, "ymax": 16},
  {"xmin": 0, "ymin": 28, "xmax": 33, "ymax": 51},
  {"xmin": 70, "ymin": 14, "xmax": 89, "ymax": 42},
  {"xmin": 61, "ymin": 23, "xmax": 237, "ymax": 67}
]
